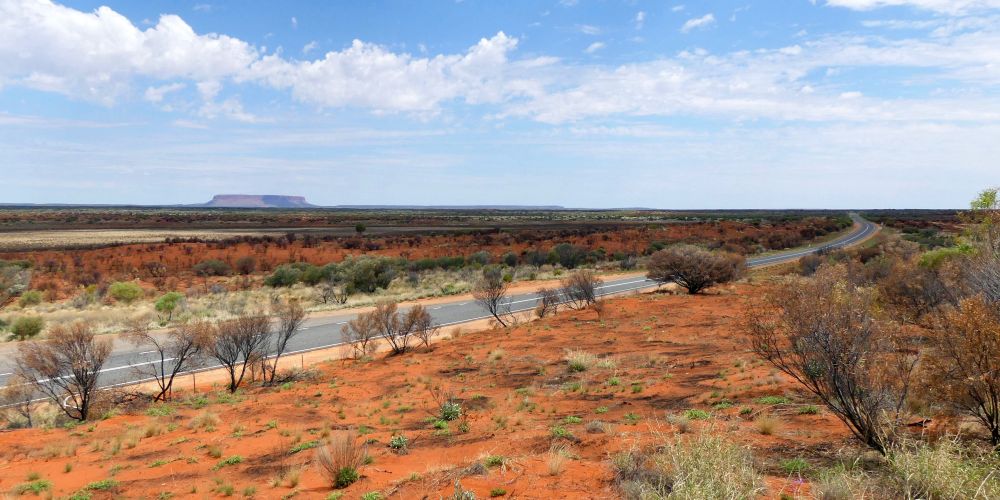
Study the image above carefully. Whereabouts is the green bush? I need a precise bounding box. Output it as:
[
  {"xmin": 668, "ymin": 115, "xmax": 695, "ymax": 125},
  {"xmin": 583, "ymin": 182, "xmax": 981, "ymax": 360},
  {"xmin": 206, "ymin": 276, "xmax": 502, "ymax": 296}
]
[
  {"xmin": 264, "ymin": 264, "xmax": 303, "ymax": 287},
  {"xmin": 18, "ymin": 290, "xmax": 43, "ymax": 307},
  {"xmin": 108, "ymin": 281, "xmax": 143, "ymax": 304},
  {"xmin": 9, "ymin": 316, "xmax": 44, "ymax": 340},
  {"xmin": 154, "ymin": 292, "xmax": 184, "ymax": 321},
  {"xmin": 335, "ymin": 467, "xmax": 360, "ymax": 488},
  {"xmin": 192, "ymin": 259, "xmax": 231, "ymax": 277},
  {"xmin": 440, "ymin": 401, "xmax": 462, "ymax": 421}
]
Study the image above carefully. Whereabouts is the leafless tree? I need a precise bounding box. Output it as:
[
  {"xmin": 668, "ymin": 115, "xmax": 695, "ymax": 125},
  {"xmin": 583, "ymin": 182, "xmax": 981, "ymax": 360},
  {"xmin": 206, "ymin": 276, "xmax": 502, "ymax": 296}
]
[
  {"xmin": 559, "ymin": 270, "xmax": 603, "ymax": 310},
  {"xmin": 15, "ymin": 322, "xmax": 112, "ymax": 421},
  {"xmin": 318, "ymin": 282, "xmax": 349, "ymax": 305},
  {"xmin": 342, "ymin": 313, "xmax": 379, "ymax": 359},
  {"xmin": 124, "ymin": 320, "xmax": 212, "ymax": 401},
  {"xmin": 210, "ymin": 313, "xmax": 271, "ymax": 393},
  {"xmin": 1, "ymin": 374, "xmax": 35, "ymax": 428},
  {"xmin": 534, "ymin": 287, "xmax": 560, "ymax": 318},
  {"xmin": 647, "ymin": 245, "xmax": 745, "ymax": 294},
  {"xmin": 262, "ymin": 301, "xmax": 307, "ymax": 384},
  {"xmin": 924, "ymin": 297, "xmax": 1000, "ymax": 446},
  {"xmin": 411, "ymin": 305, "xmax": 439, "ymax": 348},
  {"xmin": 743, "ymin": 266, "xmax": 916, "ymax": 454},
  {"xmin": 368, "ymin": 301, "xmax": 413, "ymax": 355},
  {"xmin": 473, "ymin": 266, "xmax": 513, "ymax": 327}
]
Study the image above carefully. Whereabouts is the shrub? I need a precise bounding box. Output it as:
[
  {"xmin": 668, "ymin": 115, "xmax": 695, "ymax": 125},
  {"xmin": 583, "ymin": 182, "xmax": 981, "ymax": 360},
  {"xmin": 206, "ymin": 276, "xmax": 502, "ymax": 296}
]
[
  {"xmin": 612, "ymin": 434, "xmax": 764, "ymax": 499},
  {"xmin": 192, "ymin": 259, "xmax": 231, "ymax": 277},
  {"xmin": 923, "ymin": 297, "xmax": 1000, "ymax": 445},
  {"xmin": 9, "ymin": 316, "xmax": 44, "ymax": 340},
  {"xmin": 559, "ymin": 270, "xmax": 603, "ymax": 310},
  {"xmin": 18, "ymin": 290, "xmax": 43, "ymax": 307},
  {"xmin": 315, "ymin": 433, "xmax": 366, "ymax": 489},
  {"xmin": 108, "ymin": 281, "xmax": 143, "ymax": 304},
  {"xmin": 440, "ymin": 400, "xmax": 462, "ymax": 421},
  {"xmin": 744, "ymin": 265, "xmax": 916, "ymax": 454},
  {"xmin": 264, "ymin": 264, "xmax": 303, "ymax": 287},
  {"xmin": 213, "ymin": 456, "xmax": 243, "ymax": 470},
  {"xmin": 85, "ymin": 479, "xmax": 119, "ymax": 491},
  {"xmin": 683, "ymin": 409, "xmax": 711, "ymax": 420},
  {"xmin": 14, "ymin": 479, "xmax": 52, "ymax": 495},
  {"xmin": 388, "ymin": 434, "xmax": 408, "ymax": 453},
  {"xmin": 780, "ymin": 457, "xmax": 809, "ymax": 474},
  {"xmin": 647, "ymin": 245, "xmax": 745, "ymax": 294},
  {"xmin": 234, "ymin": 256, "xmax": 257, "ymax": 275},
  {"xmin": 565, "ymin": 350, "xmax": 597, "ymax": 372}
]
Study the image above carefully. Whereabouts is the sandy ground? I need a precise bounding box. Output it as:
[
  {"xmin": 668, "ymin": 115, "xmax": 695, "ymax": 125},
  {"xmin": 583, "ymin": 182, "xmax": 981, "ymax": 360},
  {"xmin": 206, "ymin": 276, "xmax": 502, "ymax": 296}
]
[{"xmin": 0, "ymin": 284, "xmax": 858, "ymax": 499}]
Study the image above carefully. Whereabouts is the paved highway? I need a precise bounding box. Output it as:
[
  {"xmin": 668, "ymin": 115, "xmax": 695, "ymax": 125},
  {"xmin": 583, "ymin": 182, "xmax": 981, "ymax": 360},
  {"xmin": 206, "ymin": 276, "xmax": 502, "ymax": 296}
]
[{"xmin": 0, "ymin": 214, "xmax": 877, "ymax": 393}]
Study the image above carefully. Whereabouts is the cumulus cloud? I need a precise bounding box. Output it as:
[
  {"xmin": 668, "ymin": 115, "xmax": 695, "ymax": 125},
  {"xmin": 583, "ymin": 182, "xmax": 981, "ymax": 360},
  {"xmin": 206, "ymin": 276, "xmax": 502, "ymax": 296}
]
[
  {"xmin": 0, "ymin": 0, "xmax": 258, "ymax": 104},
  {"xmin": 680, "ymin": 13, "xmax": 715, "ymax": 33},
  {"xmin": 144, "ymin": 82, "xmax": 186, "ymax": 103},
  {"xmin": 246, "ymin": 32, "xmax": 531, "ymax": 113}
]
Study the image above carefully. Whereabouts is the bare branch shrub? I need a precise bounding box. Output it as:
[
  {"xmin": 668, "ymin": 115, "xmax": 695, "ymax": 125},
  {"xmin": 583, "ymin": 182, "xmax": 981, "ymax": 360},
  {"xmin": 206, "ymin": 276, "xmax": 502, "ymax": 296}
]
[
  {"xmin": 473, "ymin": 266, "xmax": 513, "ymax": 327},
  {"xmin": 342, "ymin": 313, "xmax": 378, "ymax": 359},
  {"xmin": 647, "ymin": 245, "xmax": 745, "ymax": 294},
  {"xmin": 559, "ymin": 270, "xmax": 603, "ymax": 310},
  {"xmin": 15, "ymin": 322, "xmax": 112, "ymax": 421},
  {"xmin": 209, "ymin": 313, "xmax": 270, "ymax": 393},
  {"xmin": 1, "ymin": 374, "xmax": 35, "ymax": 428},
  {"xmin": 743, "ymin": 266, "xmax": 916, "ymax": 454},
  {"xmin": 923, "ymin": 297, "xmax": 1000, "ymax": 446},
  {"xmin": 535, "ymin": 287, "xmax": 560, "ymax": 318},
  {"xmin": 262, "ymin": 301, "xmax": 306, "ymax": 384},
  {"xmin": 410, "ymin": 304, "xmax": 439, "ymax": 349},
  {"xmin": 124, "ymin": 319, "xmax": 211, "ymax": 401},
  {"xmin": 878, "ymin": 257, "xmax": 957, "ymax": 324},
  {"xmin": 357, "ymin": 301, "xmax": 434, "ymax": 355}
]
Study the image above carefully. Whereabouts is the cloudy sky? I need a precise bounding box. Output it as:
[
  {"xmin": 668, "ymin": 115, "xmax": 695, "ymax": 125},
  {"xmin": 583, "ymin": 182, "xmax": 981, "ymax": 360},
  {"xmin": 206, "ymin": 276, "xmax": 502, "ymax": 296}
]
[{"xmin": 1, "ymin": 0, "xmax": 998, "ymax": 208}]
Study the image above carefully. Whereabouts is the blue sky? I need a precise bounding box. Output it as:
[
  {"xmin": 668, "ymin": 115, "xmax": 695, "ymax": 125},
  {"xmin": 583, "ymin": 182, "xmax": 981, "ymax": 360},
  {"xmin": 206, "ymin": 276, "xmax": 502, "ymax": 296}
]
[{"xmin": 1, "ymin": 0, "xmax": 998, "ymax": 208}]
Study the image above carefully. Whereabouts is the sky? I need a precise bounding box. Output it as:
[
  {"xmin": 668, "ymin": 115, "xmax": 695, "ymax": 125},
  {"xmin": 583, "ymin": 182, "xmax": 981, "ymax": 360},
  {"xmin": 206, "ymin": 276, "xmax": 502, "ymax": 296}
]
[{"xmin": 1, "ymin": 0, "xmax": 998, "ymax": 208}]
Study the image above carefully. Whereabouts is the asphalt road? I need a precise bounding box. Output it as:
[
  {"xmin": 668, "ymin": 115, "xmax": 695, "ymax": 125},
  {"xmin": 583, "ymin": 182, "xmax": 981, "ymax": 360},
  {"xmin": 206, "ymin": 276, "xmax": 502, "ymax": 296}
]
[{"xmin": 0, "ymin": 214, "xmax": 877, "ymax": 393}]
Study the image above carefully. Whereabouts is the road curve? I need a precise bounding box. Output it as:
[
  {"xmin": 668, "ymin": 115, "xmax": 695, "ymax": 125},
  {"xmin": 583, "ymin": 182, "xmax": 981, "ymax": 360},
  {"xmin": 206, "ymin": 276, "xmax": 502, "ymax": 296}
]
[{"xmin": 0, "ymin": 214, "xmax": 877, "ymax": 393}]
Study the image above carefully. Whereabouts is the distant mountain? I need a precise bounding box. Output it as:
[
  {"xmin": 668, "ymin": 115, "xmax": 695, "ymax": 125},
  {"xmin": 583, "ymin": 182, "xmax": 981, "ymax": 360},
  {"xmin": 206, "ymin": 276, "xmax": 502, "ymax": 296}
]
[{"xmin": 196, "ymin": 194, "xmax": 316, "ymax": 208}]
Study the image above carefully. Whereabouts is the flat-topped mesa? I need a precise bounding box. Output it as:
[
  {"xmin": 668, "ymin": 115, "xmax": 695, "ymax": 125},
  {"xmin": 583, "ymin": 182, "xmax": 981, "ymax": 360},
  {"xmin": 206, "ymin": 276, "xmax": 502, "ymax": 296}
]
[{"xmin": 201, "ymin": 194, "xmax": 316, "ymax": 208}]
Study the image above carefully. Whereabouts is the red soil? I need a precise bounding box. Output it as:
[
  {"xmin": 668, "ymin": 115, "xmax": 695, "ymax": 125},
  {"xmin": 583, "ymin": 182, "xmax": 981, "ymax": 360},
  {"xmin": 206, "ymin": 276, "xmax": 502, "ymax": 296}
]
[{"xmin": 0, "ymin": 285, "xmax": 856, "ymax": 499}]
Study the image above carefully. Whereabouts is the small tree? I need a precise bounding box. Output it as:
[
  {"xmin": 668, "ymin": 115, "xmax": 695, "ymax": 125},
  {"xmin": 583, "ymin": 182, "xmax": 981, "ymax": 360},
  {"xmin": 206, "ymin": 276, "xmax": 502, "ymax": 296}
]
[
  {"xmin": 647, "ymin": 245, "xmax": 745, "ymax": 294},
  {"xmin": 0, "ymin": 261, "xmax": 31, "ymax": 309},
  {"xmin": 342, "ymin": 313, "xmax": 378, "ymax": 359},
  {"xmin": 535, "ymin": 287, "xmax": 560, "ymax": 318},
  {"xmin": 360, "ymin": 301, "xmax": 435, "ymax": 355},
  {"xmin": 210, "ymin": 313, "xmax": 271, "ymax": 393},
  {"xmin": 9, "ymin": 316, "xmax": 43, "ymax": 340},
  {"xmin": 743, "ymin": 266, "xmax": 916, "ymax": 454},
  {"xmin": 262, "ymin": 301, "xmax": 306, "ymax": 384},
  {"xmin": 924, "ymin": 297, "xmax": 1000, "ymax": 446},
  {"xmin": 154, "ymin": 292, "xmax": 185, "ymax": 322},
  {"xmin": 193, "ymin": 259, "xmax": 232, "ymax": 277},
  {"xmin": 108, "ymin": 281, "xmax": 143, "ymax": 304},
  {"xmin": 355, "ymin": 223, "xmax": 367, "ymax": 235},
  {"xmin": 560, "ymin": 270, "xmax": 603, "ymax": 310},
  {"xmin": 411, "ymin": 305, "xmax": 439, "ymax": 348},
  {"xmin": 15, "ymin": 322, "xmax": 112, "ymax": 421},
  {"xmin": 125, "ymin": 320, "xmax": 211, "ymax": 401},
  {"xmin": 473, "ymin": 266, "xmax": 513, "ymax": 327}
]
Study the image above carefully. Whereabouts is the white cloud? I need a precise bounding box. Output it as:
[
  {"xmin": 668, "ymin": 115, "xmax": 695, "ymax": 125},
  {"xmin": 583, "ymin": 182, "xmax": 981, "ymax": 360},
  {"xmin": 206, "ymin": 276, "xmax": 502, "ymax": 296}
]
[
  {"xmin": 577, "ymin": 24, "xmax": 601, "ymax": 35},
  {"xmin": 302, "ymin": 40, "xmax": 318, "ymax": 54},
  {"xmin": 681, "ymin": 13, "xmax": 716, "ymax": 33},
  {"xmin": 672, "ymin": 5, "xmax": 686, "ymax": 12},
  {"xmin": 0, "ymin": 0, "xmax": 258, "ymax": 104},
  {"xmin": 584, "ymin": 42, "xmax": 605, "ymax": 54},
  {"xmin": 826, "ymin": 0, "xmax": 1000, "ymax": 14},
  {"xmin": 290, "ymin": 16, "xmax": 297, "ymax": 28},
  {"xmin": 144, "ymin": 82, "xmax": 186, "ymax": 103},
  {"xmin": 247, "ymin": 32, "xmax": 536, "ymax": 113},
  {"xmin": 635, "ymin": 11, "xmax": 646, "ymax": 30},
  {"xmin": 192, "ymin": 4, "xmax": 212, "ymax": 12}
]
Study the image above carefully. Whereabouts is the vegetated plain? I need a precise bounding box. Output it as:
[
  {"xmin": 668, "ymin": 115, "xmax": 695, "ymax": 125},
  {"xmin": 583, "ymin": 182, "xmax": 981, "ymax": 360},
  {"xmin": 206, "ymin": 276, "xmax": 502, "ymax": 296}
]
[
  {"xmin": 4, "ymin": 202, "xmax": 998, "ymax": 499},
  {"xmin": 0, "ymin": 208, "xmax": 856, "ymax": 336}
]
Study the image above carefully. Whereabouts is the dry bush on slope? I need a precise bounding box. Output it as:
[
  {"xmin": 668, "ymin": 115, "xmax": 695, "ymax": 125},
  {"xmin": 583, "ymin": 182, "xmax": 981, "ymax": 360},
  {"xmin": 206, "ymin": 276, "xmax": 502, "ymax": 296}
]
[
  {"xmin": 315, "ymin": 432, "xmax": 367, "ymax": 489},
  {"xmin": 559, "ymin": 270, "xmax": 603, "ymax": 310},
  {"xmin": 647, "ymin": 245, "xmax": 745, "ymax": 294},
  {"xmin": 612, "ymin": 433, "xmax": 764, "ymax": 499},
  {"xmin": 744, "ymin": 266, "xmax": 917, "ymax": 454}
]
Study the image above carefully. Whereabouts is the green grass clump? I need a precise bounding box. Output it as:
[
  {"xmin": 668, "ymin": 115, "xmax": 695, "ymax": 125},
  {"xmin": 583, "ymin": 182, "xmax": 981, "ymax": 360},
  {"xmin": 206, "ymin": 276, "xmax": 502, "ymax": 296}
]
[
  {"xmin": 213, "ymin": 456, "xmax": 244, "ymax": 470},
  {"xmin": 684, "ymin": 409, "xmax": 711, "ymax": 420},
  {"xmin": 755, "ymin": 396, "xmax": 790, "ymax": 405},
  {"xmin": 289, "ymin": 441, "xmax": 320, "ymax": 454},
  {"xmin": 781, "ymin": 458, "xmax": 809, "ymax": 474},
  {"xmin": 14, "ymin": 479, "xmax": 52, "ymax": 495},
  {"xmin": 85, "ymin": 479, "xmax": 119, "ymax": 491}
]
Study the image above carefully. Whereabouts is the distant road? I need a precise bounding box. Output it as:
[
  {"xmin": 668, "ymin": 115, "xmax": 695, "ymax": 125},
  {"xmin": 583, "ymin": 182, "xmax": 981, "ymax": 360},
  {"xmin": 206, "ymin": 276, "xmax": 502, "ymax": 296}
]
[{"xmin": 0, "ymin": 214, "xmax": 877, "ymax": 391}]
